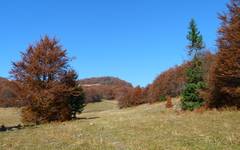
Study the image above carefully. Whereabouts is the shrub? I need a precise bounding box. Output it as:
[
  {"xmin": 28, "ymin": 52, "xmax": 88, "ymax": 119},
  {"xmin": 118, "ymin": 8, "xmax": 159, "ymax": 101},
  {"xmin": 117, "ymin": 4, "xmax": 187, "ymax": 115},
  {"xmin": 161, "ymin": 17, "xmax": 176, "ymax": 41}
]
[
  {"xmin": 165, "ymin": 97, "xmax": 173, "ymax": 108},
  {"xmin": 159, "ymin": 96, "xmax": 167, "ymax": 102}
]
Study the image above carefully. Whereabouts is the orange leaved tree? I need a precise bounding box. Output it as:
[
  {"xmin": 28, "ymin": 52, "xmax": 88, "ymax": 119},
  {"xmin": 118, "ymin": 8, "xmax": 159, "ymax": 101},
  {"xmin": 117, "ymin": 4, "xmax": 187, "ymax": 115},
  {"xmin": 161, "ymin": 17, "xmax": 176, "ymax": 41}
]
[
  {"xmin": 10, "ymin": 36, "xmax": 85, "ymax": 124},
  {"xmin": 208, "ymin": 0, "xmax": 240, "ymax": 108}
]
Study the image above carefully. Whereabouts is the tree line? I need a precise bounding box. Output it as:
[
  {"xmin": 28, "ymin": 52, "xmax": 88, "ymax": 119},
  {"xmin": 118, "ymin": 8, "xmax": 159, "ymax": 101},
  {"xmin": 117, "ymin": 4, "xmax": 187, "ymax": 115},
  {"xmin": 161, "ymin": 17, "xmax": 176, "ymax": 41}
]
[{"xmin": 118, "ymin": 0, "xmax": 240, "ymax": 110}]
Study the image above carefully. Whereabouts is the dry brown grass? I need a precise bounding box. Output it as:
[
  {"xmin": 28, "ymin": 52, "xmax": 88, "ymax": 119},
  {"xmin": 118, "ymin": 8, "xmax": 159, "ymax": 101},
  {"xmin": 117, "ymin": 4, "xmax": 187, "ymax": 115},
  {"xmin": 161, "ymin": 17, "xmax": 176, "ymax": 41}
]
[
  {"xmin": 0, "ymin": 108, "xmax": 21, "ymax": 126},
  {"xmin": 0, "ymin": 100, "xmax": 240, "ymax": 150}
]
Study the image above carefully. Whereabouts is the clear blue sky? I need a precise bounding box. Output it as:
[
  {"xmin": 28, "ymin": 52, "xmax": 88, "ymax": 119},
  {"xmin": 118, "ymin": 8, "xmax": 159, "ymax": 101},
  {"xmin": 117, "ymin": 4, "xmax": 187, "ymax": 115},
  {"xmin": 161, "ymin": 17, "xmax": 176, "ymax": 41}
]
[{"xmin": 0, "ymin": 0, "xmax": 228, "ymax": 86}]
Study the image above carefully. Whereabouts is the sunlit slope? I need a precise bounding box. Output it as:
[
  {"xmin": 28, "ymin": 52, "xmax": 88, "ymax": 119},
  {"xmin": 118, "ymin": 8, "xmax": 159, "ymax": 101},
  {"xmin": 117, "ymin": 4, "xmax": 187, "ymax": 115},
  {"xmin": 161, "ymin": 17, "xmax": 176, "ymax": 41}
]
[{"xmin": 0, "ymin": 100, "xmax": 240, "ymax": 150}]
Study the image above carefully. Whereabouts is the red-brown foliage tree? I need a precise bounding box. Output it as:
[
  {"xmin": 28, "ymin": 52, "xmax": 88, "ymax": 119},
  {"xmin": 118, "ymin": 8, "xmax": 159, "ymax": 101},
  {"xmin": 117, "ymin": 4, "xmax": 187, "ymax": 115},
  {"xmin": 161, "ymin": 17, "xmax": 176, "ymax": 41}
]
[
  {"xmin": 208, "ymin": 0, "xmax": 240, "ymax": 108},
  {"xmin": 10, "ymin": 36, "xmax": 85, "ymax": 124},
  {"xmin": 147, "ymin": 63, "xmax": 190, "ymax": 103},
  {"xmin": 200, "ymin": 51, "xmax": 216, "ymax": 82},
  {"xmin": 118, "ymin": 86, "xmax": 144, "ymax": 108},
  {"xmin": 117, "ymin": 87, "xmax": 133, "ymax": 108},
  {"xmin": 131, "ymin": 86, "xmax": 144, "ymax": 105}
]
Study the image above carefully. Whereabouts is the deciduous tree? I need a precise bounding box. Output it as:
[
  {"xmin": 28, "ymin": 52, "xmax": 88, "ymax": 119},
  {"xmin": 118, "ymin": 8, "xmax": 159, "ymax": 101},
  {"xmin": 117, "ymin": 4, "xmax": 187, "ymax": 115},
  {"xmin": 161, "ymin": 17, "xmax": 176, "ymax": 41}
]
[
  {"xmin": 208, "ymin": 0, "xmax": 240, "ymax": 108},
  {"xmin": 10, "ymin": 36, "xmax": 85, "ymax": 124}
]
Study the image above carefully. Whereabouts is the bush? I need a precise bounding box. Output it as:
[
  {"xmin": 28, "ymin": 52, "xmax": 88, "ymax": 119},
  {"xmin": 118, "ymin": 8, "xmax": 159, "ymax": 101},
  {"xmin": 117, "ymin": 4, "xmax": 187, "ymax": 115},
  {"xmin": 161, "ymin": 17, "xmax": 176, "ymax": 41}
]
[
  {"xmin": 159, "ymin": 96, "xmax": 167, "ymax": 102},
  {"xmin": 165, "ymin": 97, "xmax": 173, "ymax": 108}
]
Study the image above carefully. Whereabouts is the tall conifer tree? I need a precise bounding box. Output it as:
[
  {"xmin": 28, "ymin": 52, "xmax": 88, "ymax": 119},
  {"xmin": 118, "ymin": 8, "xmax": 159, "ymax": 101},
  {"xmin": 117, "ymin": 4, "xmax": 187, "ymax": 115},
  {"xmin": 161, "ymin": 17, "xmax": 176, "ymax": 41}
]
[{"xmin": 181, "ymin": 19, "xmax": 206, "ymax": 110}]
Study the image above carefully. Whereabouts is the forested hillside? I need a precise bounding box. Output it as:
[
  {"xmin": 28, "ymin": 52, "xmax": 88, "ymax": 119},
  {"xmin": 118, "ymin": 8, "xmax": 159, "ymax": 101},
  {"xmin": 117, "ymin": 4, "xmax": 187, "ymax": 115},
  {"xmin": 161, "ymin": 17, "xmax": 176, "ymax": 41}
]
[
  {"xmin": 0, "ymin": 77, "xmax": 22, "ymax": 107},
  {"xmin": 79, "ymin": 77, "xmax": 133, "ymax": 103}
]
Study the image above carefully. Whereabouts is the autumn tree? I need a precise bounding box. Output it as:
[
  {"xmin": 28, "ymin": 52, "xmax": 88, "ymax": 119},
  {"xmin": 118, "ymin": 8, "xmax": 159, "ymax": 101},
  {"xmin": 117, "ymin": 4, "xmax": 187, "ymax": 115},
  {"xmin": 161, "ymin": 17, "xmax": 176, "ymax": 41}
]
[
  {"xmin": 131, "ymin": 86, "xmax": 144, "ymax": 105},
  {"xmin": 181, "ymin": 19, "xmax": 206, "ymax": 111},
  {"xmin": 118, "ymin": 86, "xmax": 144, "ymax": 108},
  {"xmin": 118, "ymin": 87, "xmax": 134, "ymax": 108},
  {"xmin": 147, "ymin": 63, "xmax": 189, "ymax": 103},
  {"xmin": 208, "ymin": 0, "xmax": 240, "ymax": 108},
  {"xmin": 10, "ymin": 36, "xmax": 85, "ymax": 124}
]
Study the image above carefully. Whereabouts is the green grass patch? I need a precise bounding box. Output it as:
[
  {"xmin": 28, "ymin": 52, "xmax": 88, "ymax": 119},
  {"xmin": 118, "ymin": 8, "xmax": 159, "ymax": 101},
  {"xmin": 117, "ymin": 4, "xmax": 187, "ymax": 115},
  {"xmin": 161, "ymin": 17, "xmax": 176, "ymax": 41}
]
[{"xmin": 83, "ymin": 100, "xmax": 118, "ymax": 113}]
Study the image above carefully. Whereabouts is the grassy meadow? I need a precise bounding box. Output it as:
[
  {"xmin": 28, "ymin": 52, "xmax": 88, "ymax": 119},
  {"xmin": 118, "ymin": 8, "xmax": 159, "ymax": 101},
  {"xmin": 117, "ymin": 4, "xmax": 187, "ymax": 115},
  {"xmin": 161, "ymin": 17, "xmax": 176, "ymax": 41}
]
[{"xmin": 0, "ymin": 99, "xmax": 240, "ymax": 150}]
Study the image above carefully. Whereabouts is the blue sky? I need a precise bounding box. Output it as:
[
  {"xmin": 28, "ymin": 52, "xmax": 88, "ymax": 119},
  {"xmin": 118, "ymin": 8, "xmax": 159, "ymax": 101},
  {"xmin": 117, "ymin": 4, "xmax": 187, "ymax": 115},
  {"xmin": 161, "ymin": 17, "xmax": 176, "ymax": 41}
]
[{"xmin": 0, "ymin": 0, "xmax": 228, "ymax": 86}]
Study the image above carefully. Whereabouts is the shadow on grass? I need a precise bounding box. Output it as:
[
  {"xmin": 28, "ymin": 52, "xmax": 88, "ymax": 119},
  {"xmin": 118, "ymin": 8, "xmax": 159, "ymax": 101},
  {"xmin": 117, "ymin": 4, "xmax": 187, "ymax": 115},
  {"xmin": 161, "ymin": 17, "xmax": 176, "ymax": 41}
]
[
  {"xmin": 75, "ymin": 116, "xmax": 100, "ymax": 120},
  {"xmin": 0, "ymin": 117, "xmax": 100, "ymax": 133},
  {"xmin": 0, "ymin": 124, "xmax": 40, "ymax": 133},
  {"xmin": 0, "ymin": 124, "xmax": 23, "ymax": 132}
]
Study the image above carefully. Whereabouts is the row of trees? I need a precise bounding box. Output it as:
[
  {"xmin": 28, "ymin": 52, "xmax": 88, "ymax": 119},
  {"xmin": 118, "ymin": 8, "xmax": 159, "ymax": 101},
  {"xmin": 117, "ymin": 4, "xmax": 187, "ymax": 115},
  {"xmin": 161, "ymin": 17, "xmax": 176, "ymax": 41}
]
[
  {"xmin": 147, "ymin": 62, "xmax": 190, "ymax": 103},
  {"xmin": 118, "ymin": 51, "xmax": 215, "ymax": 108},
  {"xmin": 118, "ymin": 0, "xmax": 240, "ymax": 110}
]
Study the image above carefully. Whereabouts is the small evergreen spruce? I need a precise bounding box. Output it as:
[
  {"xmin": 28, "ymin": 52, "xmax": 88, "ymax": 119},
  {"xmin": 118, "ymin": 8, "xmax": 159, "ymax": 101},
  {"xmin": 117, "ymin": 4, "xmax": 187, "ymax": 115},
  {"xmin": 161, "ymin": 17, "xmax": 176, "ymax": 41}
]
[{"xmin": 181, "ymin": 19, "xmax": 206, "ymax": 111}]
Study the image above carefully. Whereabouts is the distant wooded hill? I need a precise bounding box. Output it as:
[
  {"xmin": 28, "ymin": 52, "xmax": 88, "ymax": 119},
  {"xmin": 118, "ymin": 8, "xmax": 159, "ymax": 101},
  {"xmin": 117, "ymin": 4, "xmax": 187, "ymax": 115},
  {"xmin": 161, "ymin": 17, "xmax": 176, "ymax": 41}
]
[
  {"xmin": 79, "ymin": 77, "xmax": 133, "ymax": 103},
  {"xmin": 79, "ymin": 77, "xmax": 132, "ymax": 87},
  {"xmin": 0, "ymin": 77, "xmax": 23, "ymax": 107}
]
